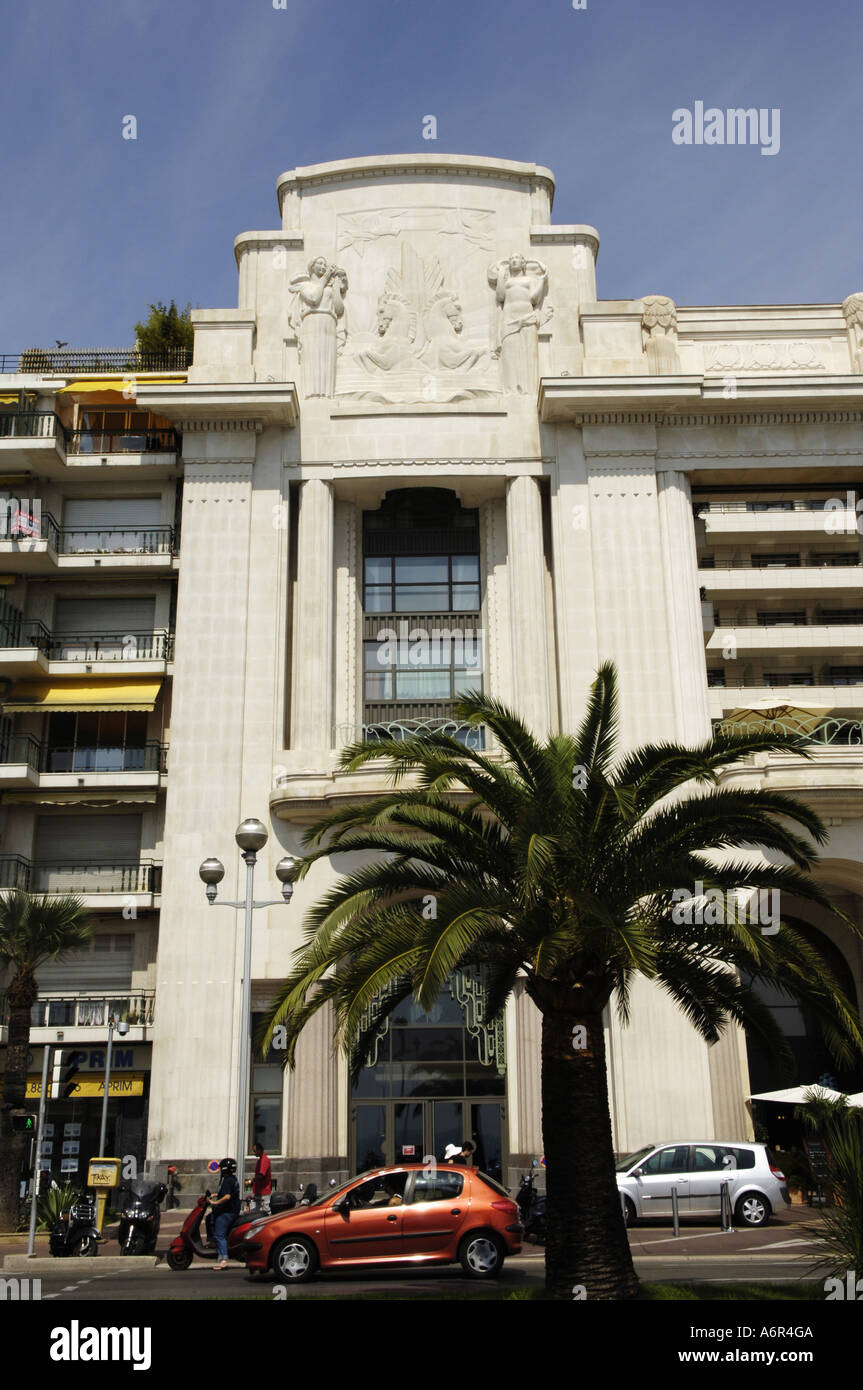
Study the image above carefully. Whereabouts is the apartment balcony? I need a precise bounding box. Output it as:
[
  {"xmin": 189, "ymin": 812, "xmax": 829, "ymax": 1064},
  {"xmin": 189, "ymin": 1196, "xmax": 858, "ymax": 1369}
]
[
  {"xmin": 0, "ymin": 989, "xmax": 155, "ymax": 1046},
  {"xmin": 0, "ymin": 412, "xmax": 67, "ymax": 470},
  {"xmin": 335, "ymin": 710, "xmax": 485, "ymax": 750},
  {"xmin": 0, "ymin": 624, "xmax": 174, "ymax": 679},
  {"xmin": 695, "ymin": 501, "xmax": 846, "ymax": 541},
  {"xmin": 699, "ymin": 560, "xmax": 863, "ymax": 600},
  {"xmin": 707, "ymin": 681, "xmax": 863, "ymax": 718},
  {"xmin": 0, "ymin": 855, "xmax": 162, "ymax": 908},
  {"xmin": 0, "ymin": 515, "xmax": 177, "ymax": 574},
  {"xmin": 706, "ymin": 616, "xmax": 863, "ymax": 657},
  {"xmin": 0, "ymin": 737, "xmax": 167, "ymax": 789},
  {"xmin": 63, "ymin": 427, "xmax": 181, "ymax": 480}
]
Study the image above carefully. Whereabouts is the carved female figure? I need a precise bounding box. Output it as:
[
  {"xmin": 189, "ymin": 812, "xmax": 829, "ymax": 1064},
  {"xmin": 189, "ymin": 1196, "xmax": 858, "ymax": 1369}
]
[
  {"xmin": 288, "ymin": 257, "xmax": 348, "ymax": 397},
  {"xmin": 487, "ymin": 254, "xmax": 550, "ymax": 394}
]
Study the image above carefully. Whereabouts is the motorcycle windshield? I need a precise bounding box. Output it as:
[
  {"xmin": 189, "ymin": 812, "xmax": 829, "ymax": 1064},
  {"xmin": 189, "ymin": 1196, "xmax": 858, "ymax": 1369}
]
[{"xmin": 126, "ymin": 1179, "xmax": 160, "ymax": 1201}]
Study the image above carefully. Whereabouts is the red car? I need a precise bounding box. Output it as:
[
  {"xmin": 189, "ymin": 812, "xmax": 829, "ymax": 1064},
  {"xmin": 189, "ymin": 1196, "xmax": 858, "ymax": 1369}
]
[{"xmin": 240, "ymin": 1164, "xmax": 522, "ymax": 1282}]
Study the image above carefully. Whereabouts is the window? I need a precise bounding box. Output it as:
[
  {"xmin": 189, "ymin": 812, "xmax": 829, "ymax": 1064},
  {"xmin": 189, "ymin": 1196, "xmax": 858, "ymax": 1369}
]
[
  {"xmin": 249, "ymin": 1012, "xmax": 283, "ymax": 1152},
  {"xmin": 363, "ymin": 555, "xmax": 480, "ymax": 614},
  {"xmin": 641, "ymin": 1145, "xmax": 690, "ymax": 1175},
  {"xmin": 819, "ymin": 610, "xmax": 863, "ymax": 626},
  {"xmin": 410, "ymin": 1172, "xmax": 464, "ymax": 1203},
  {"xmin": 763, "ymin": 671, "xmax": 814, "ymax": 687},
  {"xmin": 346, "ymin": 1172, "xmax": 408, "ymax": 1209},
  {"xmin": 750, "ymin": 554, "xmax": 800, "ymax": 569},
  {"xmin": 364, "ymin": 631, "xmax": 483, "ymax": 704},
  {"xmin": 827, "ymin": 667, "xmax": 863, "ymax": 685},
  {"xmin": 757, "ymin": 611, "xmax": 806, "ymax": 627},
  {"xmin": 46, "ymin": 711, "xmax": 149, "ymax": 773}
]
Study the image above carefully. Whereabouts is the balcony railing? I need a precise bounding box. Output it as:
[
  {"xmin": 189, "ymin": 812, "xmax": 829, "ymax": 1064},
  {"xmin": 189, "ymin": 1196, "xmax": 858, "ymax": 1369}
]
[
  {"xmin": 0, "ymin": 515, "xmax": 176, "ymax": 556},
  {"xmin": 0, "ymin": 990, "xmax": 155, "ymax": 1028},
  {"xmin": 2, "ymin": 348, "xmax": 191, "ymax": 373},
  {"xmin": 699, "ymin": 555, "xmax": 862, "ymax": 569},
  {"xmin": 713, "ymin": 613, "xmax": 863, "ymax": 627},
  {"xmin": 0, "ymin": 856, "xmax": 162, "ymax": 894},
  {"xmin": 0, "ymin": 623, "xmax": 174, "ymax": 661},
  {"xmin": 0, "ymin": 738, "xmax": 167, "ymax": 774},
  {"xmin": 696, "ymin": 501, "xmax": 832, "ymax": 515},
  {"xmin": 335, "ymin": 714, "xmax": 485, "ymax": 750},
  {"xmin": 66, "ymin": 428, "xmax": 180, "ymax": 456},
  {"xmin": 0, "ymin": 412, "xmax": 67, "ymax": 443},
  {"xmin": 712, "ymin": 718, "xmax": 863, "ymax": 745},
  {"xmin": 58, "ymin": 525, "xmax": 176, "ymax": 554}
]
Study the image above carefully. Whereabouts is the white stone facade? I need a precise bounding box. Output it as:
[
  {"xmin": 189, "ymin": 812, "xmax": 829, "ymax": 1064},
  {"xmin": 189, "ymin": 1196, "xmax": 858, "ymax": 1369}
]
[{"xmin": 4, "ymin": 153, "xmax": 863, "ymax": 1188}]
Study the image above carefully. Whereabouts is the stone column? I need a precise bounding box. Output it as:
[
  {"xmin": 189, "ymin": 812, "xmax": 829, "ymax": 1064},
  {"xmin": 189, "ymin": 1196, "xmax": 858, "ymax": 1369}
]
[
  {"xmin": 505, "ymin": 474, "xmax": 552, "ymax": 736},
  {"xmin": 285, "ymin": 1000, "xmax": 344, "ymax": 1182},
  {"xmin": 656, "ymin": 469, "xmax": 711, "ymax": 745},
  {"xmin": 291, "ymin": 478, "xmax": 334, "ymax": 751}
]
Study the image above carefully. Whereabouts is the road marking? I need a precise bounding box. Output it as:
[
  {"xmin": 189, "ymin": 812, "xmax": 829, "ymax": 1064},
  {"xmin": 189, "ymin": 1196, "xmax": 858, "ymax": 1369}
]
[
  {"xmin": 739, "ymin": 1237, "xmax": 821, "ymax": 1250},
  {"xmin": 637, "ymin": 1230, "xmax": 743, "ymax": 1246}
]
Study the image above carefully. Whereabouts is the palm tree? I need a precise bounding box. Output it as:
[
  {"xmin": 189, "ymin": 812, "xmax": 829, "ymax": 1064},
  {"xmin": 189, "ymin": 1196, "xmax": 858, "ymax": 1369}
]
[
  {"xmin": 799, "ymin": 1092, "xmax": 863, "ymax": 1277},
  {"xmin": 0, "ymin": 891, "xmax": 92, "ymax": 1230},
  {"xmin": 261, "ymin": 663, "xmax": 863, "ymax": 1299}
]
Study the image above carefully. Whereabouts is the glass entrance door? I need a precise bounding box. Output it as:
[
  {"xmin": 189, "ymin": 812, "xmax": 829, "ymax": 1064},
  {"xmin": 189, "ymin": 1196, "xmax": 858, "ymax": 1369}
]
[{"xmin": 353, "ymin": 1099, "xmax": 504, "ymax": 1180}]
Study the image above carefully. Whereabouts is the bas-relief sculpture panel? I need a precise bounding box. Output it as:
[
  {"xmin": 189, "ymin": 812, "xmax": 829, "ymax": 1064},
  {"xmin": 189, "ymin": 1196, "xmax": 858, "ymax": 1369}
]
[{"xmin": 286, "ymin": 206, "xmax": 552, "ymax": 401}]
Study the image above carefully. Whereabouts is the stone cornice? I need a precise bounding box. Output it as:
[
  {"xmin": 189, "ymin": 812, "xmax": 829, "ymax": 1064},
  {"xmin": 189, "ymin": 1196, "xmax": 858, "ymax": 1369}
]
[
  {"xmin": 135, "ymin": 382, "xmax": 299, "ymax": 427},
  {"xmin": 540, "ymin": 375, "xmax": 863, "ymax": 421},
  {"xmin": 276, "ymin": 153, "xmax": 556, "ymax": 215}
]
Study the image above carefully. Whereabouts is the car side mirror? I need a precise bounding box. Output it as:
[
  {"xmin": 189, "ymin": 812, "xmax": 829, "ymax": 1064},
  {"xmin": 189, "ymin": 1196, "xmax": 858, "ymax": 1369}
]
[
  {"xmin": 332, "ymin": 1194, "xmax": 349, "ymax": 1212},
  {"xmin": 632, "ymin": 1168, "xmax": 643, "ymax": 1179}
]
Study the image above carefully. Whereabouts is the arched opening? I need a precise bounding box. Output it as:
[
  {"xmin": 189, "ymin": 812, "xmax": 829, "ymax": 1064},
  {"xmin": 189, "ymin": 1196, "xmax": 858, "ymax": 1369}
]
[{"xmin": 743, "ymin": 917, "xmax": 863, "ymax": 1148}]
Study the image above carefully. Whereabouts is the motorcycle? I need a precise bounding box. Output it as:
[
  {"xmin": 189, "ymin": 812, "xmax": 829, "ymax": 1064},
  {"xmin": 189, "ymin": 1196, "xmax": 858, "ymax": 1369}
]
[
  {"xmin": 49, "ymin": 1194, "xmax": 102, "ymax": 1258},
  {"xmin": 166, "ymin": 1186, "xmax": 297, "ymax": 1271},
  {"xmin": 516, "ymin": 1166, "xmax": 546, "ymax": 1244},
  {"xmin": 117, "ymin": 1177, "xmax": 168, "ymax": 1255}
]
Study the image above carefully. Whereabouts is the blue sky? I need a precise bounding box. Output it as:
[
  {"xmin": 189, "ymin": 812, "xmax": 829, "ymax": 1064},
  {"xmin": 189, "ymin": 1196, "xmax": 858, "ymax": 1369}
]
[{"xmin": 1, "ymin": 0, "xmax": 860, "ymax": 349}]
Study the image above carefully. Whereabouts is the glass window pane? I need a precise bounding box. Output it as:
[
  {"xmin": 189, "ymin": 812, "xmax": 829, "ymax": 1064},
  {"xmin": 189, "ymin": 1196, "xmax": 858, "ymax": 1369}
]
[
  {"xmin": 454, "ymin": 669, "xmax": 483, "ymax": 696},
  {"xmin": 364, "ymin": 670, "xmax": 392, "ymax": 699},
  {"xmin": 391, "ymin": 1028, "xmax": 463, "ymax": 1063},
  {"xmin": 364, "ymin": 557, "xmax": 391, "ymax": 584},
  {"xmin": 392, "ymin": 993, "xmax": 463, "ymax": 1025},
  {"xmin": 395, "ymin": 585, "xmax": 450, "ymax": 612},
  {"xmin": 395, "ymin": 556, "xmax": 448, "ymax": 584},
  {"xmin": 395, "ymin": 670, "xmax": 452, "ymax": 699},
  {"xmin": 355, "ymin": 1105, "xmax": 387, "ymax": 1173},
  {"xmin": 452, "ymin": 556, "xmax": 479, "ymax": 582},
  {"xmin": 451, "ymin": 585, "xmax": 480, "ymax": 611},
  {"xmin": 364, "ymin": 587, "xmax": 392, "ymax": 613},
  {"xmin": 365, "ymin": 641, "xmax": 391, "ymax": 671},
  {"xmin": 251, "ymin": 1097, "xmax": 280, "ymax": 1152},
  {"xmin": 252, "ymin": 1065, "xmax": 282, "ymax": 1090}
]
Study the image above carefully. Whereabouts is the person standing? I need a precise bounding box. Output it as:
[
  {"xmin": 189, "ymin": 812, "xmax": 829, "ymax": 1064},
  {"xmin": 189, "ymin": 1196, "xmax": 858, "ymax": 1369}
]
[
  {"xmin": 207, "ymin": 1157, "xmax": 240, "ymax": 1270},
  {"xmin": 249, "ymin": 1142, "xmax": 272, "ymax": 1215}
]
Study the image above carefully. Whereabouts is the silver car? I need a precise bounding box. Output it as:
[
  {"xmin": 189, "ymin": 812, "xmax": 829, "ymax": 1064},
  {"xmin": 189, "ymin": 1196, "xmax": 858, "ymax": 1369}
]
[{"xmin": 615, "ymin": 1141, "xmax": 790, "ymax": 1228}]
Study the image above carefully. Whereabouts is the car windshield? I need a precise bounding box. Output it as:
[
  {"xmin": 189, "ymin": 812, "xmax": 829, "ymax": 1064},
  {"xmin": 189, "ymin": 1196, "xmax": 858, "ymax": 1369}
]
[{"xmin": 615, "ymin": 1146, "xmax": 654, "ymax": 1173}]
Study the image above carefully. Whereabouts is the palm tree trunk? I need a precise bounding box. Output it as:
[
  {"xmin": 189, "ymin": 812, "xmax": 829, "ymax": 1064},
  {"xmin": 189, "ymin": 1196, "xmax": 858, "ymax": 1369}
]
[
  {"xmin": 540, "ymin": 1004, "xmax": 639, "ymax": 1300},
  {"xmin": 0, "ymin": 975, "xmax": 36, "ymax": 1231}
]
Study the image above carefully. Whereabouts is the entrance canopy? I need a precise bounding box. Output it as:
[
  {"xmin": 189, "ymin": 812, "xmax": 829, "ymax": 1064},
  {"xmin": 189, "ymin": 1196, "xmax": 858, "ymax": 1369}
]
[{"xmin": 749, "ymin": 1084, "xmax": 853, "ymax": 1104}]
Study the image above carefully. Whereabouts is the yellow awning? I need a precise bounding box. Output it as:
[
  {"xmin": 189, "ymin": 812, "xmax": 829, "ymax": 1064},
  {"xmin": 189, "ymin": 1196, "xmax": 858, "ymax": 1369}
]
[
  {"xmin": 57, "ymin": 376, "xmax": 186, "ymax": 395},
  {"xmin": 0, "ymin": 393, "xmax": 21, "ymax": 404},
  {"xmin": 3, "ymin": 678, "xmax": 162, "ymax": 712}
]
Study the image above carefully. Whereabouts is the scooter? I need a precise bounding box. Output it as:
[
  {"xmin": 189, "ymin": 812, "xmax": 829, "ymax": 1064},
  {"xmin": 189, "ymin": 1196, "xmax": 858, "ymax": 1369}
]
[
  {"xmin": 117, "ymin": 1178, "xmax": 168, "ymax": 1255},
  {"xmin": 166, "ymin": 1186, "xmax": 297, "ymax": 1271},
  {"xmin": 517, "ymin": 1167, "xmax": 547, "ymax": 1244},
  {"xmin": 49, "ymin": 1193, "xmax": 102, "ymax": 1258}
]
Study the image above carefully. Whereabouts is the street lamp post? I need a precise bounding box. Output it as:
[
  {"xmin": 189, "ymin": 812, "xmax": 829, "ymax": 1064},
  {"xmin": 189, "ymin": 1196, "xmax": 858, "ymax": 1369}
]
[
  {"xmin": 99, "ymin": 1015, "xmax": 130, "ymax": 1155},
  {"xmin": 199, "ymin": 819, "xmax": 298, "ymax": 1187}
]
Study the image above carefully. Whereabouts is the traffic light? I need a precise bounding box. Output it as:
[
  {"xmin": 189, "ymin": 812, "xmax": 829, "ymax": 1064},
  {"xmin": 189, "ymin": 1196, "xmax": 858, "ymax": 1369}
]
[
  {"xmin": 51, "ymin": 1048, "xmax": 80, "ymax": 1100},
  {"xmin": 11, "ymin": 1112, "xmax": 37, "ymax": 1133}
]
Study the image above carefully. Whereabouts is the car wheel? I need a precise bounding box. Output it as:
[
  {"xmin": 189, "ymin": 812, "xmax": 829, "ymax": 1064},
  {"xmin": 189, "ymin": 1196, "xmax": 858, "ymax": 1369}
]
[
  {"xmin": 459, "ymin": 1232, "xmax": 504, "ymax": 1279},
  {"xmin": 167, "ymin": 1248, "xmax": 193, "ymax": 1271},
  {"xmin": 271, "ymin": 1235, "xmax": 318, "ymax": 1283},
  {"xmin": 735, "ymin": 1192, "xmax": 771, "ymax": 1227},
  {"xmin": 622, "ymin": 1197, "xmax": 636, "ymax": 1228}
]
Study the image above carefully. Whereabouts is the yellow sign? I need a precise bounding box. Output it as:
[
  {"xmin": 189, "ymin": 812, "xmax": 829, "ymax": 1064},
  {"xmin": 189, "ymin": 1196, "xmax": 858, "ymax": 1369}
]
[
  {"xmin": 88, "ymin": 1158, "xmax": 121, "ymax": 1189},
  {"xmin": 14, "ymin": 1072, "xmax": 145, "ymax": 1100}
]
